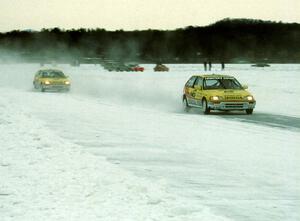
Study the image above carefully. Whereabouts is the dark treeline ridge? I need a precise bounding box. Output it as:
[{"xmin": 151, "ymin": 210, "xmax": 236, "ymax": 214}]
[{"xmin": 1, "ymin": 18, "xmax": 300, "ymax": 63}]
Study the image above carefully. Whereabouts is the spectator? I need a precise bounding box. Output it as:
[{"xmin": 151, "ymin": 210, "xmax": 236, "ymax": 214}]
[
  {"xmin": 221, "ymin": 62, "xmax": 225, "ymax": 70},
  {"xmin": 204, "ymin": 61, "xmax": 207, "ymax": 71}
]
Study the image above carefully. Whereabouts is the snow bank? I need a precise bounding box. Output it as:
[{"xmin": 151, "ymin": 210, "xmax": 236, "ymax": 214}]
[{"xmin": 0, "ymin": 90, "xmax": 231, "ymax": 221}]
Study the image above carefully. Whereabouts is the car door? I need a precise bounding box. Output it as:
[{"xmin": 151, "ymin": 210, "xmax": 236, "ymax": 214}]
[
  {"xmin": 184, "ymin": 76, "xmax": 197, "ymax": 105},
  {"xmin": 193, "ymin": 77, "xmax": 204, "ymax": 106}
]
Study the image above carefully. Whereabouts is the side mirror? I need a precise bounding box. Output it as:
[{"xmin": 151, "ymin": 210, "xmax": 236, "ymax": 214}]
[
  {"xmin": 194, "ymin": 85, "xmax": 202, "ymax": 90},
  {"xmin": 242, "ymin": 84, "xmax": 248, "ymax": 89}
]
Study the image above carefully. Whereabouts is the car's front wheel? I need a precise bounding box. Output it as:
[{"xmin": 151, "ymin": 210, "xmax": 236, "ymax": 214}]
[
  {"xmin": 33, "ymin": 81, "xmax": 38, "ymax": 89},
  {"xmin": 40, "ymin": 84, "xmax": 45, "ymax": 92},
  {"xmin": 183, "ymin": 97, "xmax": 191, "ymax": 112},
  {"xmin": 246, "ymin": 109, "xmax": 253, "ymax": 115},
  {"xmin": 202, "ymin": 99, "xmax": 210, "ymax": 114}
]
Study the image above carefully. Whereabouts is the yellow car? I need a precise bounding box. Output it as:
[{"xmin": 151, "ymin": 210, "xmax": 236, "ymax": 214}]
[
  {"xmin": 33, "ymin": 69, "xmax": 70, "ymax": 92},
  {"xmin": 183, "ymin": 74, "xmax": 256, "ymax": 114}
]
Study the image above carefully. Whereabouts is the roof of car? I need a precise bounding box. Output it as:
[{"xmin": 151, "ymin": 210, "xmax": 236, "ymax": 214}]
[{"xmin": 193, "ymin": 74, "xmax": 235, "ymax": 78}]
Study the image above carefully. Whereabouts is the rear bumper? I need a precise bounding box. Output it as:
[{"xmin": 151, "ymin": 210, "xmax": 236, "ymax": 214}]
[{"xmin": 208, "ymin": 101, "xmax": 256, "ymax": 110}]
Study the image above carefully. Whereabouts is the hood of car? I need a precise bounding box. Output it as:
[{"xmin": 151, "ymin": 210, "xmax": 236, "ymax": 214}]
[{"xmin": 208, "ymin": 89, "xmax": 253, "ymax": 100}]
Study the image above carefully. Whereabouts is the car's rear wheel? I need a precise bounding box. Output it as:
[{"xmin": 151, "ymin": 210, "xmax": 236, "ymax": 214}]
[
  {"xmin": 183, "ymin": 97, "xmax": 191, "ymax": 112},
  {"xmin": 246, "ymin": 109, "xmax": 253, "ymax": 115},
  {"xmin": 202, "ymin": 99, "xmax": 210, "ymax": 114}
]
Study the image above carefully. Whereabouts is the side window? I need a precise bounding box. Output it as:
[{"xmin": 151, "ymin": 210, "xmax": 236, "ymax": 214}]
[
  {"xmin": 194, "ymin": 77, "xmax": 203, "ymax": 87},
  {"xmin": 185, "ymin": 76, "xmax": 197, "ymax": 87}
]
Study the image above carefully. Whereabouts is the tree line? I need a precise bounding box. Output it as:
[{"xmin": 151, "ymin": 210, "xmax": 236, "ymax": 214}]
[{"xmin": 0, "ymin": 18, "xmax": 300, "ymax": 63}]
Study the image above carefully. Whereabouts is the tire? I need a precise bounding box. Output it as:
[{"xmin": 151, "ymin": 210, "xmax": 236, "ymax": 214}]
[
  {"xmin": 40, "ymin": 84, "xmax": 45, "ymax": 92},
  {"xmin": 202, "ymin": 99, "xmax": 210, "ymax": 114},
  {"xmin": 33, "ymin": 82, "xmax": 38, "ymax": 89},
  {"xmin": 246, "ymin": 109, "xmax": 253, "ymax": 115},
  {"xmin": 183, "ymin": 97, "xmax": 191, "ymax": 112}
]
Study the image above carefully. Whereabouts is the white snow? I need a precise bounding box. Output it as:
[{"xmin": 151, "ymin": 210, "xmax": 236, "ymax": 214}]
[{"xmin": 1, "ymin": 63, "xmax": 299, "ymax": 221}]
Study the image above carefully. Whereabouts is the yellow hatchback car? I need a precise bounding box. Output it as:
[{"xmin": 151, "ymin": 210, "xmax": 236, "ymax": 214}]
[
  {"xmin": 33, "ymin": 69, "xmax": 70, "ymax": 92},
  {"xmin": 183, "ymin": 74, "xmax": 256, "ymax": 114}
]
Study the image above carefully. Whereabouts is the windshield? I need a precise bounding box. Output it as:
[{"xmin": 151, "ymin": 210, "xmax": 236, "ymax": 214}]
[
  {"xmin": 41, "ymin": 71, "xmax": 65, "ymax": 78},
  {"xmin": 204, "ymin": 78, "xmax": 242, "ymax": 90}
]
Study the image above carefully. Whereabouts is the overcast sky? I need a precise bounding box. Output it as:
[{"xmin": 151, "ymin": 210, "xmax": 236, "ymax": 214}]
[{"xmin": 0, "ymin": 0, "xmax": 299, "ymax": 32}]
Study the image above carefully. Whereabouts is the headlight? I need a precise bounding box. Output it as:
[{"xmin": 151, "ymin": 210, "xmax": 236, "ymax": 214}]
[
  {"xmin": 44, "ymin": 80, "xmax": 50, "ymax": 85},
  {"xmin": 212, "ymin": 96, "xmax": 219, "ymax": 101},
  {"xmin": 65, "ymin": 81, "xmax": 70, "ymax": 85},
  {"xmin": 211, "ymin": 96, "xmax": 222, "ymax": 101},
  {"xmin": 246, "ymin": 95, "xmax": 253, "ymax": 101}
]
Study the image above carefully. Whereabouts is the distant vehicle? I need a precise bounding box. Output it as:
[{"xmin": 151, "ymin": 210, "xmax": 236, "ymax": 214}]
[
  {"xmin": 102, "ymin": 62, "xmax": 117, "ymax": 71},
  {"xmin": 33, "ymin": 69, "xmax": 70, "ymax": 92},
  {"xmin": 251, "ymin": 63, "xmax": 270, "ymax": 67},
  {"xmin": 128, "ymin": 64, "xmax": 144, "ymax": 72},
  {"xmin": 116, "ymin": 63, "xmax": 132, "ymax": 72},
  {"xmin": 102, "ymin": 62, "xmax": 132, "ymax": 72},
  {"xmin": 154, "ymin": 64, "xmax": 169, "ymax": 72},
  {"xmin": 182, "ymin": 74, "xmax": 256, "ymax": 114}
]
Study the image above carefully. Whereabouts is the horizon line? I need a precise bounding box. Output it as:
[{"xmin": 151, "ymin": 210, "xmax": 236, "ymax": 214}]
[{"xmin": 1, "ymin": 18, "xmax": 300, "ymax": 34}]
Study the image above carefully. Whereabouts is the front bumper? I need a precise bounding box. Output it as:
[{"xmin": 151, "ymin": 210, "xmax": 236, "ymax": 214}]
[
  {"xmin": 42, "ymin": 84, "xmax": 70, "ymax": 91},
  {"xmin": 208, "ymin": 101, "xmax": 256, "ymax": 110}
]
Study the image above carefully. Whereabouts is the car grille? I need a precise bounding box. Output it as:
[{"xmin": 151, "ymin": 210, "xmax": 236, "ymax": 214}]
[
  {"xmin": 225, "ymin": 96, "xmax": 243, "ymax": 100},
  {"xmin": 51, "ymin": 81, "xmax": 64, "ymax": 85},
  {"xmin": 224, "ymin": 103, "xmax": 245, "ymax": 109}
]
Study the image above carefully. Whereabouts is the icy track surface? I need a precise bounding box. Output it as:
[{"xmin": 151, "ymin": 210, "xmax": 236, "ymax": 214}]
[{"xmin": 1, "ymin": 64, "xmax": 300, "ymax": 221}]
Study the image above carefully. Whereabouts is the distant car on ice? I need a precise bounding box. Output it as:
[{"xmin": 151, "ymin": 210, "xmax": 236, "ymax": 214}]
[
  {"xmin": 128, "ymin": 64, "xmax": 144, "ymax": 72},
  {"xmin": 183, "ymin": 74, "xmax": 256, "ymax": 114},
  {"xmin": 103, "ymin": 62, "xmax": 132, "ymax": 72},
  {"xmin": 154, "ymin": 64, "xmax": 169, "ymax": 72},
  {"xmin": 251, "ymin": 63, "xmax": 270, "ymax": 67},
  {"xmin": 33, "ymin": 69, "xmax": 70, "ymax": 92},
  {"xmin": 116, "ymin": 63, "xmax": 132, "ymax": 72}
]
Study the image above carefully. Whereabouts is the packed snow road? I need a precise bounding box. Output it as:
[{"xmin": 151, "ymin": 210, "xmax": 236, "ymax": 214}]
[{"xmin": 1, "ymin": 64, "xmax": 299, "ymax": 221}]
